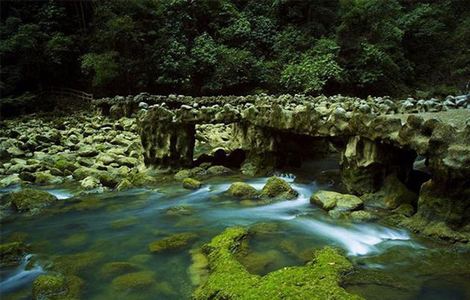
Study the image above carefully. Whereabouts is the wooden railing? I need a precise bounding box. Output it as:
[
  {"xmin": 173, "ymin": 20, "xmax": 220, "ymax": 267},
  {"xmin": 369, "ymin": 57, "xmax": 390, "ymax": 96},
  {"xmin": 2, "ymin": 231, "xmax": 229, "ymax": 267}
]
[{"xmin": 40, "ymin": 87, "xmax": 93, "ymax": 102}]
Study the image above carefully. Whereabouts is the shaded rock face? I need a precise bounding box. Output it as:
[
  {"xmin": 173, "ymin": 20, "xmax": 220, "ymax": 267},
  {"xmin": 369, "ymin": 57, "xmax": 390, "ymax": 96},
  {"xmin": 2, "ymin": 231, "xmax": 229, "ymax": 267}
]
[
  {"xmin": 139, "ymin": 106, "xmax": 195, "ymax": 168},
  {"xmin": 341, "ymin": 136, "xmax": 416, "ymax": 194}
]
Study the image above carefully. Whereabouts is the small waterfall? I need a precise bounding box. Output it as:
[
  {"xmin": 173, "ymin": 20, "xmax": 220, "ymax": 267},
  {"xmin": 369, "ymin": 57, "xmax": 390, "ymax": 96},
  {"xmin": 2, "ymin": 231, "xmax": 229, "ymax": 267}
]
[{"xmin": 0, "ymin": 254, "xmax": 44, "ymax": 294}]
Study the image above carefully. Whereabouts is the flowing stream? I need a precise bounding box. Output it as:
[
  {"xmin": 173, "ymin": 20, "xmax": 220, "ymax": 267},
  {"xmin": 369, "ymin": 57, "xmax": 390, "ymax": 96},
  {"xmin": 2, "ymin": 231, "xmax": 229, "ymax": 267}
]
[{"xmin": 1, "ymin": 169, "xmax": 470, "ymax": 299}]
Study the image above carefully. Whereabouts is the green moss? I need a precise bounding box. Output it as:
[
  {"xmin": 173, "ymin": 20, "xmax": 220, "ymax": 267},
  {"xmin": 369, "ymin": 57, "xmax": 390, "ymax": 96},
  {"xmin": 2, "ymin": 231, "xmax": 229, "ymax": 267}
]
[
  {"xmin": 350, "ymin": 210, "xmax": 377, "ymax": 222},
  {"xmin": 9, "ymin": 188, "xmax": 57, "ymax": 214},
  {"xmin": 62, "ymin": 233, "xmax": 88, "ymax": 248},
  {"xmin": 165, "ymin": 206, "xmax": 194, "ymax": 216},
  {"xmin": 155, "ymin": 281, "xmax": 176, "ymax": 296},
  {"xmin": 182, "ymin": 178, "xmax": 202, "ymax": 190},
  {"xmin": 127, "ymin": 171, "xmax": 156, "ymax": 186},
  {"xmin": 248, "ymin": 222, "xmax": 280, "ymax": 236},
  {"xmin": 111, "ymin": 271, "xmax": 156, "ymax": 292},
  {"xmin": 32, "ymin": 274, "xmax": 83, "ymax": 300},
  {"xmin": 174, "ymin": 169, "xmax": 191, "ymax": 181},
  {"xmin": 110, "ymin": 216, "xmax": 139, "ymax": 229},
  {"xmin": 148, "ymin": 232, "xmax": 199, "ymax": 253},
  {"xmin": 68, "ymin": 198, "xmax": 105, "ymax": 212},
  {"xmin": 100, "ymin": 262, "xmax": 141, "ymax": 279},
  {"xmin": 116, "ymin": 178, "xmax": 133, "ymax": 191},
  {"xmin": 6, "ymin": 232, "xmax": 29, "ymax": 243},
  {"xmin": 193, "ymin": 227, "xmax": 363, "ymax": 300},
  {"xmin": 0, "ymin": 241, "xmax": 27, "ymax": 267},
  {"xmin": 55, "ymin": 159, "xmax": 78, "ymax": 173},
  {"xmin": 189, "ymin": 248, "xmax": 209, "ymax": 286},
  {"xmin": 32, "ymin": 274, "xmax": 67, "ymax": 300},
  {"xmin": 53, "ymin": 251, "xmax": 104, "ymax": 275},
  {"xmin": 34, "ymin": 171, "xmax": 61, "ymax": 185},
  {"xmin": 227, "ymin": 182, "xmax": 258, "ymax": 198},
  {"xmin": 128, "ymin": 254, "xmax": 152, "ymax": 266},
  {"xmin": 260, "ymin": 177, "xmax": 298, "ymax": 200},
  {"xmin": 238, "ymin": 249, "xmax": 283, "ymax": 275}
]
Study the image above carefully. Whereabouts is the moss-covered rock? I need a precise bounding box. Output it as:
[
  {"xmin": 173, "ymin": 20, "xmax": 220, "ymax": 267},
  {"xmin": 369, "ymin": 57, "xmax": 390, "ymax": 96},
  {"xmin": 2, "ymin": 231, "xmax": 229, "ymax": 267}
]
[
  {"xmin": 248, "ymin": 222, "xmax": 280, "ymax": 236},
  {"xmin": 310, "ymin": 190, "xmax": 363, "ymax": 212},
  {"xmin": 393, "ymin": 203, "xmax": 415, "ymax": 217},
  {"xmin": 53, "ymin": 251, "xmax": 104, "ymax": 275},
  {"xmin": 192, "ymin": 227, "xmax": 363, "ymax": 300},
  {"xmin": 189, "ymin": 248, "xmax": 209, "ymax": 286},
  {"xmin": 110, "ymin": 216, "xmax": 139, "ymax": 229},
  {"xmin": 165, "ymin": 206, "xmax": 194, "ymax": 216},
  {"xmin": 350, "ymin": 210, "xmax": 377, "ymax": 222},
  {"xmin": 34, "ymin": 171, "xmax": 63, "ymax": 185},
  {"xmin": 100, "ymin": 261, "xmax": 141, "ymax": 279},
  {"xmin": 62, "ymin": 233, "xmax": 88, "ymax": 248},
  {"xmin": 0, "ymin": 174, "xmax": 22, "ymax": 188},
  {"xmin": 148, "ymin": 232, "xmax": 198, "ymax": 253},
  {"xmin": 238, "ymin": 249, "xmax": 284, "ymax": 275},
  {"xmin": 8, "ymin": 188, "xmax": 57, "ymax": 214},
  {"xmin": 32, "ymin": 274, "xmax": 84, "ymax": 300},
  {"xmin": 260, "ymin": 177, "xmax": 298, "ymax": 200},
  {"xmin": 174, "ymin": 169, "xmax": 191, "ymax": 181},
  {"xmin": 0, "ymin": 241, "xmax": 27, "ymax": 267},
  {"xmin": 32, "ymin": 274, "xmax": 67, "ymax": 300},
  {"xmin": 54, "ymin": 159, "xmax": 78, "ymax": 173},
  {"xmin": 116, "ymin": 178, "xmax": 133, "ymax": 191},
  {"xmin": 206, "ymin": 165, "xmax": 232, "ymax": 176},
  {"xmin": 182, "ymin": 178, "xmax": 202, "ymax": 190},
  {"xmin": 111, "ymin": 271, "xmax": 156, "ymax": 292},
  {"xmin": 227, "ymin": 182, "xmax": 258, "ymax": 199},
  {"xmin": 80, "ymin": 176, "xmax": 100, "ymax": 190}
]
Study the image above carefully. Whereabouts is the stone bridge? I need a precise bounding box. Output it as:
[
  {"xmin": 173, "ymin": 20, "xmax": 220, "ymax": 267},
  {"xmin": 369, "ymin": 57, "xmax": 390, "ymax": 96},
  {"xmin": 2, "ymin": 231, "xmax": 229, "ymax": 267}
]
[{"xmin": 94, "ymin": 94, "xmax": 470, "ymax": 236}]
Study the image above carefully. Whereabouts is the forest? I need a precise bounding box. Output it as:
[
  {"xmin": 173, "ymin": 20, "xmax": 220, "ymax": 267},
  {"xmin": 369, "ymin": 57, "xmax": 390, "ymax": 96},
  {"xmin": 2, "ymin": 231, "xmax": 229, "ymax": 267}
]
[{"xmin": 1, "ymin": 0, "xmax": 469, "ymax": 98}]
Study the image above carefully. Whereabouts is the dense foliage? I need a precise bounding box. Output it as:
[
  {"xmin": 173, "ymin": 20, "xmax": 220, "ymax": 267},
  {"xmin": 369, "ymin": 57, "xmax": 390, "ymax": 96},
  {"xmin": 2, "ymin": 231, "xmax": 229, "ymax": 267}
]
[{"xmin": 1, "ymin": 0, "xmax": 468, "ymax": 98}]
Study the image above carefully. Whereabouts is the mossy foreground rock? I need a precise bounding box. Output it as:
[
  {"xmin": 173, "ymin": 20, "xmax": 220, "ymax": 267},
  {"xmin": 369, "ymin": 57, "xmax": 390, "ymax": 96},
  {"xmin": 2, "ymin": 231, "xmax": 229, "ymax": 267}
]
[
  {"xmin": 8, "ymin": 188, "xmax": 57, "ymax": 214},
  {"xmin": 310, "ymin": 190, "xmax": 363, "ymax": 212},
  {"xmin": 32, "ymin": 273, "xmax": 84, "ymax": 300},
  {"xmin": 192, "ymin": 227, "xmax": 362, "ymax": 300},
  {"xmin": 148, "ymin": 232, "xmax": 198, "ymax": 253},
  {"xmin": 261, "ymin": 177, "xmax": 298, "ymax": 200},
  {"xmin": 227, "ymin": 182, "xmax": 258, "ymax": 198}
]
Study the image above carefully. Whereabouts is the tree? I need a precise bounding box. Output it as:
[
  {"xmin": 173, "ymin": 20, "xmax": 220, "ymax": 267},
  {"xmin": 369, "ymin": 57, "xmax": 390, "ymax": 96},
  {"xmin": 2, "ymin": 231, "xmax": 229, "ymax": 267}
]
[{"xmin": 281, "ymin": 38, "xmax": 343, "ymax": 94}]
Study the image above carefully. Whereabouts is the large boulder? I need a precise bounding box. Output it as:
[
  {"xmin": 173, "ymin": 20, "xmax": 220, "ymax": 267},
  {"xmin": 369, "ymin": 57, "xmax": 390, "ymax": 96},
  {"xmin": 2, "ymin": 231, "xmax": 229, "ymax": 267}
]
[
  {"xmin": 227, "ymin": 182, "xmax": 258, "ymax": 198},
  {"xmin": 8, "ymin": 189, "xmax": 57, "ymax": 214},
  {"xmin": 310, "ymin": 190, "xmax": 363, "ymax": 212},
  {"xmin": 260, "ymin": 177, "xmax": 298, "ymax": 200}
]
